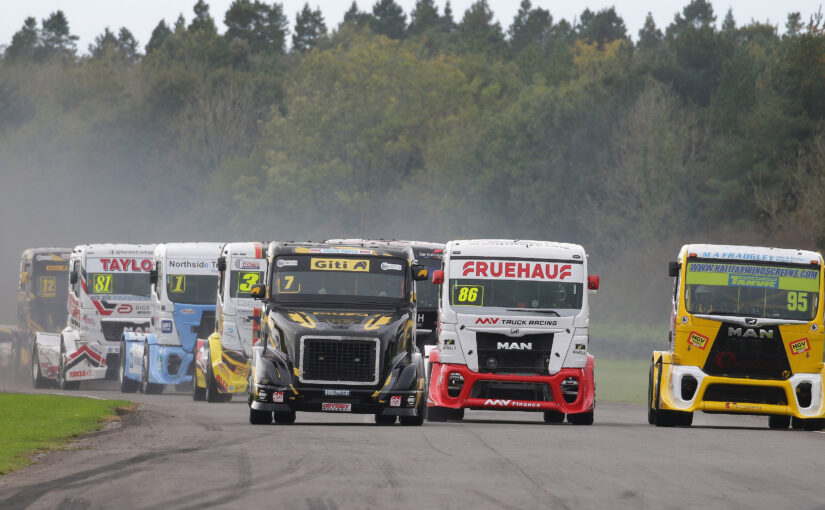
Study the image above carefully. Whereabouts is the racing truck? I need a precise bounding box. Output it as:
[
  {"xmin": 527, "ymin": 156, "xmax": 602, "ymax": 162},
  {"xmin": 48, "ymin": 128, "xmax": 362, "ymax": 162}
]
[
  {"xmin": 31, "ymin": 244, "xmax": 155, "ymax": 389},
  {"xmin": 12, "ymin": 247, "xmax": 71, "ymax": 377},
  {"xmin": 193, "ymin": 242, "xmax": 268, "ymax": 402},
  {"xmin": 120, "ymin": 242, "xmax": 222, "ymax": 394},
  {"xmin": 649, "ymin": 244, "xmax": 825, "ymax": 430},
  {"xmin": 427, "ymin": 239, "xmax": 599, "ymax": 424},
  {"xmin": 247, "ymin": 242, "xmax": 430, "ymax": 425}
]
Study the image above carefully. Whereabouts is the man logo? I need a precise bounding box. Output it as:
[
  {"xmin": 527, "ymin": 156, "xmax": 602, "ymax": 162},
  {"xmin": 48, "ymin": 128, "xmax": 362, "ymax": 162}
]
[
  {"xmin": 728, "ymin": 327, "xmax": 774, "ymax": 339},
  {"xmin": 745, "ymin": 318, "xmax": 758, "ymax": 326},
  {"xmin": 497, "ymin": 342, "xmax": 532, "ymax": 350}
]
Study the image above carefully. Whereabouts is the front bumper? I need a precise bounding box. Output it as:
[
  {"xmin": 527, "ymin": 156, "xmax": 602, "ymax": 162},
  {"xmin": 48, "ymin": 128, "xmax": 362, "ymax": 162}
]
[
  {"xmin": 250, "ymin": 385, "xmax": 424, "ymax": 416},
  {"xmin": 428, "ymin": 355, "xmax": 595, "ymax": 414},
  {"xmin": 147, "ymin": 345, "xmax": 193, "ymax": 385}
]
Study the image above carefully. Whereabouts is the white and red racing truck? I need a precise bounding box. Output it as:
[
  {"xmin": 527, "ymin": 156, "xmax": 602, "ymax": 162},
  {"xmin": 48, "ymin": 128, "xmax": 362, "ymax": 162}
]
[
  {"xmin": 428, "ymin": 239, "xmax": 599, "ymax": 424},
  {"xmin": 32, "ymin": 244, "xmax": 155, "ymax": 389}
]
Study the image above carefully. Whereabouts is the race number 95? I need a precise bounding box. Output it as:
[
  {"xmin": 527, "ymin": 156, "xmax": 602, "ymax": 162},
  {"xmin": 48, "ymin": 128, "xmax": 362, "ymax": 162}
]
[
  {"xmin": 787, "ymin": 291, "xmax": 808, "ymax": 312},
  {"xmin": 451, "ymin": 285, "xmax": 483, "ymax": 306}
]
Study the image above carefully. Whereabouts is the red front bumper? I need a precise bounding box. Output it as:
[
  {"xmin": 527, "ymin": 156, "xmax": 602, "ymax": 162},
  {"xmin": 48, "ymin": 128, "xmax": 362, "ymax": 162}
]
[{"xmin": 428, "ymin": 353, "xmax": 595, "ymax": 414}]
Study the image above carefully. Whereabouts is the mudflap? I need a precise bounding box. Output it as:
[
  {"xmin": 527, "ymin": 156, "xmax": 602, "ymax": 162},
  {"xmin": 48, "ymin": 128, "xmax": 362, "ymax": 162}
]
[{"xmin": 33, "ymin": 332, "xmax": 61, "ymax": 381}]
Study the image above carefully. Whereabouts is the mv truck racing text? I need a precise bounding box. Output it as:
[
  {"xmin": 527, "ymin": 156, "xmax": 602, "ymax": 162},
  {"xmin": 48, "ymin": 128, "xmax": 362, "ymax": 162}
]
[
  {"xmin": 427, "ymin": 239, "xmax": 600, "ymax": 424},
  {"xmin": 247, "ymin": 242, "xmax": 430, "ymax": 425},
  {"xmin": 121, "ymin": 243, "xmax": 222, "ymax": 394},
  {"xmin": 649, "ymin": 244, "xmax": 825, "ymax": 429},
  {"xmin": 31, "ymin": 244, "xmax": 155, "ymax": 389}
]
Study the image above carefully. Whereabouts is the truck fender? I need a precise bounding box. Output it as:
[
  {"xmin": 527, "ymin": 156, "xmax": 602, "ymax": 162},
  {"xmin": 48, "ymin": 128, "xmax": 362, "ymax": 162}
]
[
  {"xmin": 33, "ymin": 332, "xmax": 61, "ymax": 380},
  {"xmin": 122, "ymin": 332, "xmax": 152, "ymax": 375}
]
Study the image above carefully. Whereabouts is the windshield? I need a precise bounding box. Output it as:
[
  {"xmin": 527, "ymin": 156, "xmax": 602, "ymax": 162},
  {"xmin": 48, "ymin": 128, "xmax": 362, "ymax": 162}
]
[
  {"xmin": 230, "ymin": 269, "xmax": 265, "ymax": 299},
  {"xmin": 33, "ymin": 260, "xmax": 68, "ymax": 300},
  {"xmin": 166, "ymin": 274, "xmax": 218, "ymax": 304},
  {"xmin": 271, "ymin": 255, "xmax": 408, "ymax": 305},
  {"xmin": 416, "ymin": 258, "xmax": 442, "ymax": 310},
  {"xmin": 684, "ymin": 261, "xmax": 820, "ymax": 321},
  {"xmin": 87, "ymin": 272, "xmax": 151, "ymax": 300}
]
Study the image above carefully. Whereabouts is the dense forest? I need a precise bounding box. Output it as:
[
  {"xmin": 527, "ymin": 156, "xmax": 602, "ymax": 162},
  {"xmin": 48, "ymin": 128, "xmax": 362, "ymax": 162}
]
[{"xmin": 1, "ymin": 0, "xmax": 825, "ymax": 336}]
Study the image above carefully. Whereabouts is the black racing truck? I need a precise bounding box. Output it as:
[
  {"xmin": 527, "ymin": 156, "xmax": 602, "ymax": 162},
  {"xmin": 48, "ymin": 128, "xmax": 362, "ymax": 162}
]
[{"xmin": 248, "ymin": 242, "xmax": 430, "ymax": 425}]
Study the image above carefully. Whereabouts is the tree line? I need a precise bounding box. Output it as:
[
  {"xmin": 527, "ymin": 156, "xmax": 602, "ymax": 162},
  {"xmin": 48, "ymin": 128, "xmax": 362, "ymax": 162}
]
[{"xmin": 2, "ymin": 0, "xmax": 825, "ymax": 325}]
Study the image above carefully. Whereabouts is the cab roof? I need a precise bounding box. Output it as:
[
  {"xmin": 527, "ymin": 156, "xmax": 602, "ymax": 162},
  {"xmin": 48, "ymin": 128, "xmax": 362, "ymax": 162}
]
[
  {"xmin": 326, "ymin": 239, "xmax": 444, "ymax": 258},
  {"xmin": 268, "ymin": 241, "xmax": 413, "ymax": 260},
  {"xmin": 221, "ymin": 242, "xmax": 267, "ymax": 259},
  {"xmin": 679, "ymin": 244, "xmax": 822, "ymax": 265},
  {"xmin": 154, "ymin": 242, "xmax": 223, "ymax": 259},
  {"xmin": 20, "ymin": 247, "xmax": 72, "ymax": 260},
  {"xmin": 445, "ymin": 239, "xmax": 586, "ymax": 260},
  {"xmin": 71, "ymin": 244, "xmax": 156, "ymax": 257}
]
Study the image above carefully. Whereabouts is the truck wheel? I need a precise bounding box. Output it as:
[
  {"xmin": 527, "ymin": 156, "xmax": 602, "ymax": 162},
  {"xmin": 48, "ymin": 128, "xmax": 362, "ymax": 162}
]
[
  {"xmin": 119, "ymin": 341, "xmax": 138, "ymax": 393},
  {"xmin": 140, "ymin": 344, "xmax": 164, "ymax": 395},
  {"xmin": 249, "ymin": 408, "xmax": 272, "ymax": 425},
  {"xmin": 567, "ymin": 411, "xmax": 594, "ymax": 425},
  {"xmin": 31, "ymin": 349, "xmax": 49, "ymax": 389},
  {"xmin": 803, "ymin": 418, "xmax": 825, "ymax": 431},
  {"xmin": 647, "ymin": 362, "xmax": 656, "ymax": 425},
  {"xmin": 192, "ymin": 366, "xmax": 206, "ymax": 401},
  {"xmin": 274, "ymin": 411, "xmax": 296, "ymax": 425},
  {"xmin": 768, "ymin": 415, "xmax": 790, "ymax": 429},
  {"xmin": 400, "ymin": 394, "xmax": 427, "ymax": 426},
  {"xmin": 57, "ymin": 340, "xmax": 80, "ymax": 390},
  {"xmin": 543, "ymin": 411, "xmax": 565, "ymax": 424},
  {"xmin": 426, "ymin": 406, "xmax": 449, "ymax": 422},
  {"xmin": 205, "ymin": 354, "xmax": 226, "ymax": 403},
  {"xmin": 375, "ymin": 414, "xmax": 397, "ymax": 425},
  {"xmin": 791, "ymin": 417, "xmax": 804, "ymax": 430}
]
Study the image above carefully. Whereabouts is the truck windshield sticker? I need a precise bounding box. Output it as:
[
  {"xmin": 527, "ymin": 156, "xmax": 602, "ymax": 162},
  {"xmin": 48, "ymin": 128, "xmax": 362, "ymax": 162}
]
[
  {"xmin": 452, "ymin": 259, "xmax": 584, "ymax": 281},
  {"xmin": 39, "ymin": 276, "xmax": 56, "ymax": 298},
  {"xmin": 277, "ymin": 275, "xmax": 301, "ymax": 294},
  {"xmin": 451, "ymin": 284, "xmax": 483, "ymax": 306},
  {"xmin": 237, "ymin": 271, "xmax": 260, "ymax": 293},
  {"xmin": 90, "ymin": 274, "xmax": 113, "ymax": 294},
  {"xmin": 169, "ymin": 275, "xmax": 186, "ymax": 293},
  {"xmin": 310, "ymin": 258, "xmax": 370, "ymax": 272},
  {"xmin": 165, "ymin": 274, "xmax": 218, "ymax": 304},
  {"xmin": 685, "ymin": 262, "xmax": 820, "ymax": 320},
  {"xmin": 449, "ymin": 278, "xmax": 582, "ymax": 311},
  {"xmin": 86, "ymin": 273, "xmax": 151, "ymax": 299}
]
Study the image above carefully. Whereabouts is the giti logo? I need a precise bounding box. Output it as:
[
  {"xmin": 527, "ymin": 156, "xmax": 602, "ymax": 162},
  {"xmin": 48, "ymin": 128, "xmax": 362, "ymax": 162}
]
[
  {"xmin": 310, "ymin": 258, "xmax": 369, "ymax": 272},
  {"xmin": 728, "ymin": 327, "xmax": 774, "ymax": 339},
  {"xmin": 497, "ymin": 342, "xmax": 532, "ymax": 350}
]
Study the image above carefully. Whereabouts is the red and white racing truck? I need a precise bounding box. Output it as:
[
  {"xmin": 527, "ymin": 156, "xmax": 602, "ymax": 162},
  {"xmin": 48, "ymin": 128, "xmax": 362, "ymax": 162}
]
[
  {"xmin": 32, "ymin": 244, "xmax": 155, "ymax": 389},
  {"xmin": 427, "ymin": 239, "xmax": 599, "ymax": 424}
]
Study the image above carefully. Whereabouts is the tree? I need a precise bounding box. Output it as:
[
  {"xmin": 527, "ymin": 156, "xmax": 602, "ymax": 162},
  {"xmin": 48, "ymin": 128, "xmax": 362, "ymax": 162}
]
[
  {"xmin": 41, "ymin": 11, "xmax": 78, "ymax": 58},
  {"xmin": 118, "ymin": 28, "xmax": 140, "ymax": 62},
  {"xmin": 578, "ymin": 7, "xmax": 627, "ymax": 48},
  {"xmin": 371, "ymin": 0, "xmax": 407, "ymax": 39},
  {"xmin": 5, "ymin": 17, "xmax": 39, "ymax": 61},
  {"xmin": 146, "ymin": 20, "xmax": 172, "ymax": 53},
  {"xmin": 508, "ymin": 0, "xmax": 553, "ymax": 53},
  {"xmin": 343, "ymin": 2, "xmax": 372, "ymax": 29},
  {"xmin": 89, "ymin": 28, "xmax": 119, "ymax": 58},
  {"xmin": 458, "ymin": 0, "xmax": 504, "ymax": 55},
  {"xmin": 721, "ymin": 8, "xmax": 736, "ymax": 32},
  {"xmin": 224, "ymin": 0, "xmax": 290, "ymax": 55},
  {"xmin": 785, "ymin": 13, "xmax": 803, "ymax": 38},
  {"xmin": 292, "ymin": 3, "xmax": 327, "ymax": 52},
  {"xmin": 408, "ymin": 0, "xmax": 440, "ymax": 36},
  {"xmin": 189, "ymin": 0, "xmax": 217, "ymax": 34},
  {"xmin": 637, "ymin": 12, "xmax": 663, "ymax": 50}
]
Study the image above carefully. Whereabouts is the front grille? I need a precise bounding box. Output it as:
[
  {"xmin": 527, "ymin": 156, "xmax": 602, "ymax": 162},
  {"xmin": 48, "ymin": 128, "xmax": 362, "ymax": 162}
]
[
  {"xmin": 469, "ymin": 381, "xmax": 553, "ymax": 401},
  {"xmin": 703, "ymin": 324, "xmax": 791, "ymax": 380},
  {"xmin": 703, "ymin": 384, "xmax": 787, "ymax": 406},
  {"xmin": 100, "ymin": 321, "xmax": 150, "ymax": 342},
  {"xmin": 475, "ymin": 332, "xmax": 554, "ymax": 374},
  {"xmin": 300, "ymin": 337, "xmax": 379, "ymax": 385}
]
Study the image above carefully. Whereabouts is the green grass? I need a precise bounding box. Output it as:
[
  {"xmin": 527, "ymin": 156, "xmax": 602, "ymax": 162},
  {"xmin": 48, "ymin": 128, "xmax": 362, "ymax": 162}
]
[
  {"xmin": 0, "ymin": 394, "xmax": 130, "ymax": 474},
  {"xmin": 595, "ymin": 358, "xmax": 649, "ymax": 404}
]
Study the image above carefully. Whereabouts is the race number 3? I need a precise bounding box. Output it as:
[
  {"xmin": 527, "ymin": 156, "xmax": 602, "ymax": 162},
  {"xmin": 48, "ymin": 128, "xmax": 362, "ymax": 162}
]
[
  {"xmin": 451, "ymin": 285, "xmax": 483, "ymax": 306},
  {"xmin": 40, "ymin": 276, "xmax": 57, "ymax": 298},
  {"xmin": 170, "ymin": 275, "xmax": 186, "ymax": 293},
  {"xmin": 93, "ymin": 274, "xmax": 112, "ymax": 293},
  {"xmin": 237, "ymin": 271, "xmax": 261, "ymax": 293},
  {"xmin": 787, "ymin": 291, "xmax": 808, "ymax": 312}
]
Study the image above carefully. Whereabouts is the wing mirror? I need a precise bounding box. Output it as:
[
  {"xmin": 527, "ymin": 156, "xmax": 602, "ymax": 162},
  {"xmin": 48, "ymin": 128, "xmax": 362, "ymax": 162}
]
[
  {"xmin": 588, "ymin": 275, "xmax": 600, "ymax": 290},
  {"xmin": 431, "ymin": 269, "xmax": 444, "ymax": 285},
  {"xmin": 149, "ymin": 269, "xmax": 158, "ymax": 286},
  {"xmin": 250, "ymin": 284, "xmax": 266, "ymax": 300},
  {"xmin": 217, "ymin": 256, "xmax": 227, "ymax": 272},
  {"xmin": 69, "ymin": 272, "xmax": 77, "ymax": 285},
  {"xmin": 668, "ymin": 261, "xmax": 680, "ymax": 278},
  {"xmin": 20, "ymin": 272, "xmax": 30, "ymax": 285},
  {"xmin": 412, "ymin": 264, "xmax": 429, "ymax": 281}
]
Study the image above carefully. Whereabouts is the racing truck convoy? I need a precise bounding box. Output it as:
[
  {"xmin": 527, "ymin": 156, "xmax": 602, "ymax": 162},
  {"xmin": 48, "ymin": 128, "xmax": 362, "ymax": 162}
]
[
  {"xmin": 248, "ymin": 242, "xmax": 430, "ymax": 425},
  {"xmin": 649, "ymin": 244, "xmax": 825, "ymax": 430},
  {"xmin": 12, "ymin": 248, "xmax": 71, "ymax": 376},
  {"xmin": 193, "ymin": 242, "xmax": 268, "ymax": 402},
  {"xmin": 32, "ymin": 244, "xmax": 155, "ymax": 389},
  {"xmin": 427, "ymin": 239, "xmax": 599, "ymax": 424},
  {"xmin": 121, "ymin": 243, "xmax": 222, "ymax": 394}
]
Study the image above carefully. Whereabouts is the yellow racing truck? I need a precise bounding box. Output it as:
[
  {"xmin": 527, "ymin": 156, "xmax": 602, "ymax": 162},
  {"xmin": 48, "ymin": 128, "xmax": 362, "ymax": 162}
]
[{"xmin": 649, "ymin": 244, "xmax": 825, "ymax": 430}]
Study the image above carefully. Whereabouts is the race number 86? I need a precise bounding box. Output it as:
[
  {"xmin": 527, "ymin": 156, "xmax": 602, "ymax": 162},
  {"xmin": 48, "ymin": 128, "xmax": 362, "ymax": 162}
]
[{"xmin": 451, "ymin": 285, "xmax": 483, "ymax": 306}]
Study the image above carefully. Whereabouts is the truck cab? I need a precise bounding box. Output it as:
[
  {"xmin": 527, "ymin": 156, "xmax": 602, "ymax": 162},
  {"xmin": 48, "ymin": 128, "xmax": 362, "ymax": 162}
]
[
  {"xmin": 31, "ymin": 244, "xmax": 155, "ymax": 389},
  {"xmin": 248, "ymin": 242, "xmax": 430, "ymax": 425},
  {"xmin": 649, "ymin": 244, "xmax": 825, "ymax": 429},
  {"xmin": 120, "ymin": 242, "xmax": 222, "ymax": 394},
  {"xmin": 193, "ymin": 242, "xmax": 268, "ymax": 402},
  {"xmin": 428, "ymin": 239, "xmax": 599, "ymax": 424}
]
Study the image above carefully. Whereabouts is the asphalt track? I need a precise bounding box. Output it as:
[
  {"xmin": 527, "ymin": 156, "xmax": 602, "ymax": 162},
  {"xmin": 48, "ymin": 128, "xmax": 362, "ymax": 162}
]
[{"xmin": 1, "ymin": 377, "xmax": 825, "ymax": 510}]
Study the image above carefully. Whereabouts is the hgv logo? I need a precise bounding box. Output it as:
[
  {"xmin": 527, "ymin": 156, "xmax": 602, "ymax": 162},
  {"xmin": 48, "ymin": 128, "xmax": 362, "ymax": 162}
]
[{"xmin": 497, "ymin": 342, "xmax": 532, "ymax": 350}]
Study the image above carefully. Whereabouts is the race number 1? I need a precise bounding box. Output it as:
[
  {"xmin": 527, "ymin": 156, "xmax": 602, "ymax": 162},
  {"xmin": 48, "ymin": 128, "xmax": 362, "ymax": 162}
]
[
  {"xmin": 170, "ymin": 275, "xmax": 186, "ymax": 293},
  {"xmin": 451, "ymin": 284, "xmax": 483, "ymax": 306}
]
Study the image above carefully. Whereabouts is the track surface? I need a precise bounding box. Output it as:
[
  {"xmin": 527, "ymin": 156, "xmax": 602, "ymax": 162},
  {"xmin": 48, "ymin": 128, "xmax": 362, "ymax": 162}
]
[{"xmin": 1, "ymin": 378, "xmax": 825, "ymax": 510}]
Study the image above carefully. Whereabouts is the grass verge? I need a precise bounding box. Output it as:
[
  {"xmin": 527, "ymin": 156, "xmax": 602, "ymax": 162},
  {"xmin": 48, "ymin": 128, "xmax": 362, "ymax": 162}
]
[
  {"xmin": 595, "ymin": 358, "xmax": 649, "ymax": 404},
  {"xmin": 0, "ymin": 394, "xmax": 130, "ymax": 475}
]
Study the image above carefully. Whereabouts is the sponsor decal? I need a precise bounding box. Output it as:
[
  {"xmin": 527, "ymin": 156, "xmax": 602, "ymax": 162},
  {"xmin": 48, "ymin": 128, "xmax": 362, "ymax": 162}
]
[
  {"xmin": 167, "ymin": 260, "xmax": 216, "ymax": 270},
  {"xmin": 321, "ymin": 403, "xmax": 352, "ymax": 412},
  {"xmin": 180, "ymin": 308, "xmax": 196, "ymax": 315},
  {"xmin": 790, "ymin": 338, "xmax": 811, "ymax": 355},
  {"xmin": 483, "ymin": 399, "xmax": 541, "ymax": 408},
  {"xmin": 310, "ymin": 258, "xmax": 369, "ymax": 272},
  {"xmin": 117, "ymin": 304, "xmax": 133, "ymax": 314},
  {"xmin": 276, "ymin": 259, "xmax": 298, "ymax": 268},
  {"xmin": 698, "ymin": 252, "xmax": 810, "ymax": 264},
  {"xmin": 272, "ymin": 391, "xmax": 284, "ymax": 403},
  {"xmin": 497, "ymin": 342, "xmax": 532, "ymax": 350},
  {"xmin": 99, "ymin": 258, "xmax": 153, "ymax": 272},
  {"xmin": 724, "ymin": 402, "xmax": 763, "ymax": 411},
  {"xmin": 69, "ymin": 369, "xmax": 92, "ymax": 378},
  {"xmin": 45, "ymin": 264, "xmax": 68, "ymax": 272},
  {"xmin": 161, "ymin": 320, "xmax": 173, "ymax": 334},
  {"xmin": 460, "ymin": 260, "xmax": 575, "ymax": 281},
  {"xmin": 476, "ymin": 318, "xmax": 499, "ymax": 325},
  {"xmin": 81, "ymin": 314, "xmax": 96, "ymax": 326},
  {"xmin": 687, "ymin": 331, "xmax": 709, "ymax": 350},
  {"xmin": 474, "ymin": 317, "xmax": 558, "ymax": 327},
  {"xmin": 324, "ymin": 389, "xmax": 351, "ymax": 397},
  {"xmin": 304, "ymin": 247, "xmax": 375, "ymax": 255},
  {"xmin": 381, "ymin": 262, "xmax": 403, "ymax": 271},
  {"xmin": 37, "ymin": 254, "xmax": 68, "ymax": 261},
  {"xmin": 235, "ymin": 259, "xmax": 263, "ymax": 270},
  {"xmin": 390, "ymin": 396, "xmax": 402, "ymax": 407},
  {"xmin": 442, "ymin": 338, "xmax": 456, "ymax": 350},
  {"xmin": 407, "ymin": 396, "xmax": 416, "ymax": 406}
]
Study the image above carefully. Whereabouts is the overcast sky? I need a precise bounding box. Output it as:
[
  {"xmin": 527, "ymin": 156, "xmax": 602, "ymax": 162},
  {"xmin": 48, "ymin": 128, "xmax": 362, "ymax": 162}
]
[{"xmin": 0, "ymin": 1, "xmax": 820, "ymax": 53}]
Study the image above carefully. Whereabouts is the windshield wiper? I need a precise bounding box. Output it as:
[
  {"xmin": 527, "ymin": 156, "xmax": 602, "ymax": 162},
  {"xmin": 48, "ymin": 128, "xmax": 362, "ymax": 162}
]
[{"xmin": 506, "ymin": 308, "xmax": 560, "ymax": 316}]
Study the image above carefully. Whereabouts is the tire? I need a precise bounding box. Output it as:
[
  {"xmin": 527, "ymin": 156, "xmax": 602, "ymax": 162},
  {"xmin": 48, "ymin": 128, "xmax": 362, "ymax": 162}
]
[
  {"xmin": 140, "ymin": 344, "xmax": 164, "ymax": 395},
  {"xmin": 400, "ymin": 393, "xmax": 427, "ymax": 426},
  {"xmin": 249, "ymin": 408, "xmax": 272, "ymax": 425},
  {"xmin": 654, "ymin": 409, "xmax": 692, "ymax": 427},
  {"xmin": 119, "ymin": 341, "xmax": 138, "ymax": 393},
  {"xmin": 567, "ymin": 411, "xmax": 594, "ymax": 425},
  {"xmin": 647, "ymin": 361, "xmax": 656, "ymax": 425},
  {"xmin": 273, "ymin": 411, "xmax": 296, "ymax": 424},
  {"xmin": 803, "ymin": 418, "xmax": 825, "ymax": 431},
  {"xmin": 192, "ymin": 360, "xmax": 206, "ymax": 401},
  {"xmin": 427, "ymin": 406, "xmax": 463, "ymax": 422},
  {"xmin": 375, "ymin": 414, "xmax": 397, "ymax": 425},
  {"xmin": 543, "ymin": 411, "xmax": 565, "ymax": 424},
  {"xmin": 792, "ymin": 417, "xmax": 804, "ymax": 430},
  {"xmin": 57, "ymin": 340, "xmax": 80, "ymax": 390},
  {"xmin": 768, "ymin": 415, "xmax": 790, "ymax": 429},
  {"xmin": 205, "ymin": 354, "xmax": 223, "ymax": 403},
  {"xmin": 31, "ymin": 348, "xmax": 49, "ymax": 389}
]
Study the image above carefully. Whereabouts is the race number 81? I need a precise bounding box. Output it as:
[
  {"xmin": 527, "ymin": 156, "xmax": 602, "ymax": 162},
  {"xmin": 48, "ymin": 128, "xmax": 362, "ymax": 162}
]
[{"xmin": 451, "ymin": 285, "xmax": 483, "ymax": 306}]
